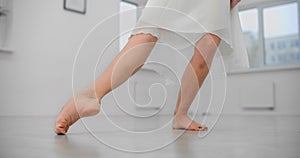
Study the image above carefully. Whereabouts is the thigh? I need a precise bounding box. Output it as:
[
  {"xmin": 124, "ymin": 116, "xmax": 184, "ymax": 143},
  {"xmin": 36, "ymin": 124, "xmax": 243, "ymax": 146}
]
[
  {"xmin": 128, "ymin": 33, "xmax": 158, "ymax": 44},
  {"xmin": 193, "ymin": 33, "xmax": 221, "ymax": 65}
]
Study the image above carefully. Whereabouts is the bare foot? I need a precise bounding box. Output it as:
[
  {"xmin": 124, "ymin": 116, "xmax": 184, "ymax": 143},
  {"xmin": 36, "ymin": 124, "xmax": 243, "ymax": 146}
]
[
  {"xmin": 172, "ymin": 114, "xmax": 208, "ymax": 131},
  {"xmin": 55, "ymin": 86, "xmax": 101, "ymax": 135}
]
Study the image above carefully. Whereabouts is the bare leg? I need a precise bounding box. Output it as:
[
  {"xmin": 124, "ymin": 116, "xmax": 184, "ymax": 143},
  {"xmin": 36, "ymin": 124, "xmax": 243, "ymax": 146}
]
[
  {"xmin": 172, "ymin": 34, "xmax": 221, "ymax": 131},
  {"xmin": 55, "ymin": 34, "xmax": 158, "ymax": 134}
]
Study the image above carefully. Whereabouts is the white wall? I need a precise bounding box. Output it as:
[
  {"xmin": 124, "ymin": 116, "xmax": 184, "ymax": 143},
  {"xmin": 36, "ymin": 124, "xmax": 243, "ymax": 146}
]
[
  {"xmin": 0, "ymin": 0, "xmax": 120, "ymax": 116},
  {"xmin": 136, "ymin": 56, "xmax": 300, "ymax": 116},
  {"xmin": 223, "ymin": 67, "xmax": 300, "ymax": 115}
]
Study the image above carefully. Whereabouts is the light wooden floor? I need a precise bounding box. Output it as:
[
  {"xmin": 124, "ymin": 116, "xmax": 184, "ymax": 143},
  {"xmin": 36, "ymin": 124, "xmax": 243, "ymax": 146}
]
[{"xmin": 0, "ymin": 115, "xmax": 299, "ymax": 158}]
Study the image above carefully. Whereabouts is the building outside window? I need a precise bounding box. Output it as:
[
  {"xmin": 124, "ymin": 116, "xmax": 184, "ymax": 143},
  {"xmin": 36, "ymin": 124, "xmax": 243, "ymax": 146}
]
[{"xmin": 239, "ymin": 0, "xmax": 300, "ymax": 68}]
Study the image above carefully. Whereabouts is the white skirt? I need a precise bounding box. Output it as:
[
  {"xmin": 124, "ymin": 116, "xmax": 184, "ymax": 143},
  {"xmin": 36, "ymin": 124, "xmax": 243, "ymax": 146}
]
[{"xmin": 130, "ymin": 0, "xmax": 249, "ymax": 71}]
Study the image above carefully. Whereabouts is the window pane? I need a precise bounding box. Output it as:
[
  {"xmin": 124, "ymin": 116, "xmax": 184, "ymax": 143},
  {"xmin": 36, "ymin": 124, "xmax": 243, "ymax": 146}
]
[
  {"xmin": 263, "ymin": 3, "xmax": 300, "ymax": 65},
  {"xmin": 239, "ymin": 9, "xmax": 261, "ymax": 67}
]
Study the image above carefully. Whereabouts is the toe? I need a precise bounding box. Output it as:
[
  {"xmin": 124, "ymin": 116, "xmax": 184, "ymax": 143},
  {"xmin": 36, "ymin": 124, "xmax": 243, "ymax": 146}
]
[
  {"xmin": 55, "ymin": 124, "xmax": 67, "ymax": 135},
  {"xmin": 55, "ymin": 130, "xmax": 66, "ymax": 135},
  {"xmin": 187, "ymin": 124, "xmax": 200, "ymax": 131},
  {"xmin": 55, "ymin": 127, "xmax": 66, "ymax": 135},
  {"xmin": 55, "ymin": 118, "xmax": 69, "ymax": 135},
  {"xmin": 187, "ymin": 121, "xmax": 201, "ymax": 131},
  {"xmin": 187, "ymin": 123, "xmax": 208, "ymax": 131},
  {"xmin": 198, "ymin": 125, "xmax": 208, "ymax": 131}
]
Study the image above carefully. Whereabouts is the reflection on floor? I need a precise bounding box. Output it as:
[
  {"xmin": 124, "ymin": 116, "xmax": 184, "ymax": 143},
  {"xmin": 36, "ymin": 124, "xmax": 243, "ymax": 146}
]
[{"xmin": 0, "ymin": 114, "xmax": 299, "ymax": 158}]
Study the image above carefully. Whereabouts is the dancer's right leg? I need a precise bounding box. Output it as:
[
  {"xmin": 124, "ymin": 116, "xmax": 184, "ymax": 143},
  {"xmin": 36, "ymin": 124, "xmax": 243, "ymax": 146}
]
[{"xmin": 55, "ymin": 34, "xmax": 158, "ymax": 134}]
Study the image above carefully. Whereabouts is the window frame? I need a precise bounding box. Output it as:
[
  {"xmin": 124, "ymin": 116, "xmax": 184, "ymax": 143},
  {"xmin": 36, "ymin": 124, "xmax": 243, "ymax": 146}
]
[
  {"xmin": 120, "ymin": 0, "xmax": 139, "ymax": 21},
  {"xmin": 238, "ymin": 0, "xmax": 300, "ymax": 70}
]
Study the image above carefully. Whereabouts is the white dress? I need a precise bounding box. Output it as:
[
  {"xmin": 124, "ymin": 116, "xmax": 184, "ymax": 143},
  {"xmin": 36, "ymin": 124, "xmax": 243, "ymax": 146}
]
[{"xmin": 130, "ymin": 0, "xmax": 249, "ymax": 71}]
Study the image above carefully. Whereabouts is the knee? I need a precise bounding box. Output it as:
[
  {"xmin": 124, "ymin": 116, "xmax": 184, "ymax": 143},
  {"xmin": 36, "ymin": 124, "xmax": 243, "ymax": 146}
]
[
  {"xmin": 191, "ymin": 53, "xmax": 209, "ymax": 70},
  {"xmin": 195, "ymin": 33, "xmax": 221, "ymax": 51},
  {"xmin": 130, "ymin": 33, "xmax": 158, "ymax": 43},
  {"xmin": 205, "ymin": 33, "xmax": 221, "ymax": 45}
]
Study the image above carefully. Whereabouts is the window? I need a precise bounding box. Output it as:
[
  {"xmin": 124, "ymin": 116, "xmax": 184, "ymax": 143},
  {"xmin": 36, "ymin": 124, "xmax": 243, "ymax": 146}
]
[
  {"xmin": 239, "ymin": 9, "xmax": 261, "ymax": 67},
  {"xmin": 263, "ymin": 3, "xmax": 299, "ymax": 65},
  {"xmin": 119, "ymin": 1, "xmax": 138, "ymax": 51},
  {"xmin": 239, "ymin": 1, "xmax": 300, "ymax": 68}
]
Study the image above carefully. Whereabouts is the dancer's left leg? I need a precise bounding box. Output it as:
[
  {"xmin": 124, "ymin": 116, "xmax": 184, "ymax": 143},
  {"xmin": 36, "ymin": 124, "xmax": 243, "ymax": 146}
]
[{"xmin": 172, "ymin": 33, "xmax": 221, "ymax": 131}]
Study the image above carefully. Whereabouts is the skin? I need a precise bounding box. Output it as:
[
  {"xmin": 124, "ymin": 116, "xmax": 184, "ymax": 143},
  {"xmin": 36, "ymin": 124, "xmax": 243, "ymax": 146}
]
[
  {"xmin": 55, "ymin": 0, "xmax": 240, "ymax": 134},
  {"xmin": 172, "ymin": 34, "xmax": 220, "ymax": 131},
  {"xmin": 55, "ymin": 34, "xmax": 158, "ymax": 134},
  {"xmin": 230, "ymin": 0, "xmax": 241, "ymax": 9}
]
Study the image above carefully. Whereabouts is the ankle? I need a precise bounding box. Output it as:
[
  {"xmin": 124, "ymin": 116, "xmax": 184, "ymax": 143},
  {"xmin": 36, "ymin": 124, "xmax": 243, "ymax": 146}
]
[
  {"xmin": 84, "ymin": 85, "xmax": 105, "ymax": 101},
  {"xmin": 93, "ymin": 87, "xmax": 107, "ymax": 101},
  {"xmin": 174, "ymin": 113, "xmax": 188, "ymax": 118}
]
